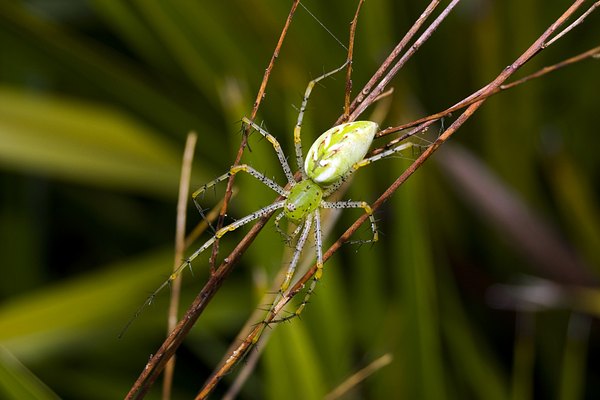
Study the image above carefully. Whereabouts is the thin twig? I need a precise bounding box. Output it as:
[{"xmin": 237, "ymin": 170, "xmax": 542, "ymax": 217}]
[
  {"xmin": 341, "ymin": 0, "xmax": 364, "ymax": 122},
  {"xmin": 371, "ymin": 45, "xmax": 600, "ymax": 152},
  {"xmin": 162, "ymin": 132, "xmax": 197, "ymax": 400},
  {"xmin": 544, "ymin": 1, "xmax": 599, "ymax": 47},
  {"xmin": 339, "ymin": 0, "xmax": 441, "ymax": 125},
  {"xmin": 347, "ymin": 0, "xmax": 461, "ymax": 122},
  {"xmin": 208, "ymin": 0, "xmax": 301, "ymax": 273}
]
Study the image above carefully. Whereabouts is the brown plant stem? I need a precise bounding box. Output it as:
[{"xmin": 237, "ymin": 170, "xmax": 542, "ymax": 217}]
[
  {"xmin": 341, "ymin": 0, "xmax": 364, "ymax": 122},
  {"xmin": 208, "ymin": 0, "xmax": 301, "ymax": 273},
  {"xmin": 373, "ymin": 45, "xmax": 600, "ymax": 147},
  {"xmin": 325, "ymin": 353, "xmax": 394, "ymax": 400},
  {"xmin": 338, "ymin": 0, "xmax": 441, "ymax": 125},
  {"xmin": 347, "ymin": 0, "xmax": 461, "ymax": 122}
]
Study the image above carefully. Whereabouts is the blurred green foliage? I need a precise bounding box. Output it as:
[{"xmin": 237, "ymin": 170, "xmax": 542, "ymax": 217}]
[{"xmin": 0, "ymin": 1, "xmax": 599, "ymax": 399}]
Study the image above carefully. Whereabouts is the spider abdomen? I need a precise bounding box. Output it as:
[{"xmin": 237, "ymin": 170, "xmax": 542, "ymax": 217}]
[
  {"xmin": 284, "ymin": 180, "xmax": 323, "ymax": 223},
  {"xmin": 304, "ymin": 121, "xmax": 378, "ymax": 185}
]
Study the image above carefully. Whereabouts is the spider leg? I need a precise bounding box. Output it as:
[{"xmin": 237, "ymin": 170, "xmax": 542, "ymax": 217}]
[
  {"xmin": 273, "ymin": 209, "xmax": 324, "ymax": 322},
  {"xmin": 353, "ymin": 141, "xmax": 425, "ymax": 171},
  {"xmin": 294, "ymin": 209, "xmax": 324, "ymax": 317},
  {"xmin": 321, "ymin": 141, "xmax": 426, "ymax": 198},
  {"xmin": 241, "ymin": 117, "xmax": 295, "ymax": 185},
  {"xmin": 121, "ymin": 200, "xmax": 286, "ymax": 337},
  {"xmin": 322, "ymin": 200, "xmax": 378, "ymax": 244},
  {"xmin": 281, "ymin": 216, "xmax": 313, "ymax": 294},
  {"xmin": 192, "ymin": 164, "xmax": 288, "ymax": 229},
  {"xmin": 294, "ymin": 61, "xmax": 350, "ymax": 178},
  {"xmin": 266, "ymin": 216, "xmax": 313, "ymax": 322},
  {"xmin": 162, "ymin": 200, "xmax": 286, "ymax": 299}
]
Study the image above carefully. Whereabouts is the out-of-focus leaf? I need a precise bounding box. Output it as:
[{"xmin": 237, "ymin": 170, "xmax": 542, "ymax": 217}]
[
  {"xmin": 0, "ymin": 249, "xmax": 172, "ymax": 358},
  {"xmin": 0, "ymin": 2, "xmax": 208, "ymax": 135},
  {"xmin": 90, "ymin": 0, "xmax": 175, "ymax": 72},
  {"xmin": 546, "ymin": 152, "xmax": 600, "ymax": 272},
  {"xmin": 558, "ymin": 314, "xmax": 590, "ymax": 400},
  {"xmin": 394, "ymin": 171, "xmax": 447, "ymax": 399},
  {"xmin": 0, "ymin": 87, "xmax": 185, "ymax": 197},
  {"xmin": 265, "ymin": 322, "xmax": 327, "ymax": 400},
  {"xmin": 439, "ymin": 268, "xmax": 509, "ymax": 400},
  {"xmin": 0, "ymin": 347, "xmax": 60, "ymax": 400}
]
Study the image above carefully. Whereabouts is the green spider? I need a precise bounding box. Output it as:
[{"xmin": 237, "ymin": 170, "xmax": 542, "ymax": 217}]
[{"xmin": 144, "ymin": 63, "xmax": 418, "ymax": 321}]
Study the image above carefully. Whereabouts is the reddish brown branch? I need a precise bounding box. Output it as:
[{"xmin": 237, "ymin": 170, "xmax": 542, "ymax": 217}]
[
  {"xmin": 373, "ymin": 45, "xmax": 600, "ymax": 147},
  {"xmin": 347, "ymin": 0, "xmax": 461, "ymax": 122},
  {"xmin": 368, "ymin": 44, "xmax": 600, "ymax": 160},
  {"xmin": 338, "ymin": 0, "xmax": 441, "ymax": 125},
  {"xmin": 341, "ymin": 0, "xmax": 364, "ymax": 122},
  {"xmin": 208, "ymin": 0, "xmax": 301, "ymax": 272}
]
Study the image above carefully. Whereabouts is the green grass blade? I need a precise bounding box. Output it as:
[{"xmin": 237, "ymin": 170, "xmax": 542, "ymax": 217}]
[
  {"xmin": 0, "ymin": 347, "xmax": 60, "ymax": 400},
  {"xmin": 0, "ymin": 87, "xmax": 186, "ymax": 197},
  {"xmin": 558, "ymin": 314, "xmax": 590, "ymax": 400},
  {"xmin": 394, "ymin": 171, "xmax": 446, "ymax": 399}
]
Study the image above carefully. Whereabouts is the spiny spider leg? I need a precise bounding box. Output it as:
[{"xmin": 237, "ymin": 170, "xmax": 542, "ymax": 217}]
[
  {"xmin": 353, "ymin": 141, "xmax": 424, "ymax": 172},
  {"xmin": 261, "ymin": 216, "xmax": 314, "ymax": 325},
  {"xmin": 271, "ymin": 209, "xmax": 324, "ymax": 323},
  {"xmin": 280, "ymin": 216, "xmax": 313, "ymax": 294},
  {"xmin": 120, "ymin": 200, "xmax": 286, "ymax": 337},
  {"xmin": 192, "ymin": 164, "xmax": 287, "ymax": 205},
  {"xmin": 322, "ymin": 200, "xmax": 379, "ymax": 244},
  {"xmin": 190, "ymin": 163, "xmax": 287, "ymax": 233},
  {"xmin": 297, "ymin": 209, "xmax": 324, "ymax": 317},
  {"xmin": 321, "ymin": 141, "xmax": 424, "ymax": 198},
  {"xmin": 293, "ymin": 61, "xmax": 350, "ymax": 178},
  {"xmin": 241, "ymin": 117, "xmax": 295, "ymax": 185}
]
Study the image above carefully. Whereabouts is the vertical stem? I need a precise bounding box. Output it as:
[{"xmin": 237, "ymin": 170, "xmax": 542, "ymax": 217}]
[
  {"xmin": 341, "ymin": 0, "xmax": 365, "ymax": 122},
  {"xmin": 162, "ymin": 132, "xmax": 197, "ymax": 400}
]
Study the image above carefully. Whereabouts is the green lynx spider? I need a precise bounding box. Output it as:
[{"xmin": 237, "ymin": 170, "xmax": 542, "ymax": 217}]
[{"xmin": 141, "ymin": 63, "xmax": 419, "ymax": 324}]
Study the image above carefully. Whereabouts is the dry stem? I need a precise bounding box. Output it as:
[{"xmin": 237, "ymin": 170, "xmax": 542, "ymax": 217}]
[
  {"xmin": 162, "ymin": 132, "xmax": 197, "ymax": 400},
  {"xmin": 208, "ymin": 0, "xmax": 301, "ymax": 273},
  {"xmin": 372, "ymin": 45, "xmax": 600, "ymax": 155}
]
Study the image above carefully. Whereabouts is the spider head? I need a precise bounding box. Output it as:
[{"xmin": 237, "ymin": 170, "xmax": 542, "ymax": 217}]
[{"xmin": 283, "ymin": 180, "xmax": 323, "ymax": 223}]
